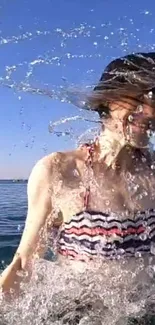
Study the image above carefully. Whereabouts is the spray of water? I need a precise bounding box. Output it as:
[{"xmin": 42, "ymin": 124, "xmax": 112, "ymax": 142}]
[
  {"xmin": 1, "ymin": 257, "xmax": 155, "ymax": 325},
  {"xmin": 1, "ymin": 12, "xmax": 155, "ymax": 325}
]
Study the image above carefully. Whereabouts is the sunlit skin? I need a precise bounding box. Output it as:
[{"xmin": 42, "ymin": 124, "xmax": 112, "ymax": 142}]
[{"xmin": 1, "ymin": 96, "xmax": 155, "ymax": 298}]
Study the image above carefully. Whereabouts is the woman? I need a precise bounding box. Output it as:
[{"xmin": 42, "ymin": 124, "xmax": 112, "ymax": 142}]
[{"xmin": 1, "ymin": 51, "xmax": 155, "ymax": 296}]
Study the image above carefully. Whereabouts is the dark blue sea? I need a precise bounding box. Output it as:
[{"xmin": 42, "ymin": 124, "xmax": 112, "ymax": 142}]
[{"xmin": 0, "ymin": 180, "xmax": 27, "ymax": 269}]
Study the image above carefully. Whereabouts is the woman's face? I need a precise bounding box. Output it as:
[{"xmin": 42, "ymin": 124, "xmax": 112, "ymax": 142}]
[{"xmin": 109, "ymin": 97, "xmax": 155, "ymax": 148}]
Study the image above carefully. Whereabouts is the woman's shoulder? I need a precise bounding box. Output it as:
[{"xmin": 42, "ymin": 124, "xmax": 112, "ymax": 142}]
[
  {"xmin": 36, "ymin": 145, "xmax": 89, "ymax": 170},
  {"xmin": 28, "ymin": 147, "xmax": 86, "ymax": 184}
]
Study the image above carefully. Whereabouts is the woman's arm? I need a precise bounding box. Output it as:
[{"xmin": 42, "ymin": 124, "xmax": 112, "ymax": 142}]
[{"xmin": 0, "ymin": 159, "xmax": 53, "ymax": 296}]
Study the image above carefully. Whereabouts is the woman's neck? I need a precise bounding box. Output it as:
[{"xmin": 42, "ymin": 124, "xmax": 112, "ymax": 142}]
[{"xmin": 97, "ymin": 122, "xmax": 126, "ymax": 168}]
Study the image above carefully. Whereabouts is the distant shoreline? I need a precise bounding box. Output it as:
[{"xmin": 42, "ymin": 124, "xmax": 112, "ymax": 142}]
[{"xmin": 0, "ymin": 179, "xmax": 28, "ymax": 182}]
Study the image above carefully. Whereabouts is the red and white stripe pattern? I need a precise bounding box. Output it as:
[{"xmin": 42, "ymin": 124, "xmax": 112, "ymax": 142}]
[{"xmin": 58, "ymin": 210, "xmax": 155, "ymax": 260}]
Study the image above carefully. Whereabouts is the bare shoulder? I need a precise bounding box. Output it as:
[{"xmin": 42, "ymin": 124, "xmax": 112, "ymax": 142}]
[
  {"xmin": 28, "ymin": 148, "xmax": 83, "ymax": 192},
  {"xmin": 38, "ymin": 147, "xmax": 85, "ymax": 170}
]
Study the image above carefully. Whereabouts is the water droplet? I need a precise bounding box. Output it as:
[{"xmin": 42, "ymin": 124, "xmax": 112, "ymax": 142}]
[
  {"xmin": 146, "ymin": 265, "xmax": 155, "ymax": 279},
  {"xmin": 135, "ymin": 251, "xmax": 142, "ymax": 258},
  {"xmin": 148, "ymin": 91, "xmax": 153, "ymax": 99},
  {"xmin": 17, "ymin": 224, "xmax": 21, "ymax": 231},
  {"xmin": 150, "ymin": 242, "xmax": 155, "ymax": 255},
  {"xmin": 144, "ymin": 10, "xmax": 149, "ymax": 15},
  {"xmin": 142, "ymin": 156, "xmax": 147, "ymax": 163},
  {"xmin": 133, "ymin": 184, "xmax": 139, "ymax": 192},
  {"xmin": 138, "ymin": 194, "xmax": 143, "ymax": 200},
  {"xmin": 136, "ymin": 104, "xmax": 143, "ymax": 112},
  {"xmin": 143, "ymin": 191, "xmax": 148, "ymax": 197},
  {"xmin": 128, "ymin": 114, "xmax": 134, "ymax": 122},
  {"xmin": 126, "ymin": 171, "xmax": 132, "ymax": 181},
  {"xmin": 139, "ymin": 233, "xmax": 147, "ymax": 241},
  {"xmin": 117, "ymin": 248, "xmax": 125, "ymax": 255},
  {"xmin": 142, "ymin": 220, "xmax": 147, "ymax": 227},
  {"xmin": 73, "ymin": 169, "xmax": 79, "ymax": 177},
  {"xmin": 105, "ymin": 200, "xmax": 110, "ymax": 206}
]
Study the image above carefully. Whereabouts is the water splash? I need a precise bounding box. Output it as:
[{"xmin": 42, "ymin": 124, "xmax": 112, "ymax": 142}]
[
  {"xmin": 1, "ymin": 10, "xmax": 155, "ymax": 325},
  {"xmin": 1, "ymin": 257, "xmax": 155, "ymax": 325},
  {"xmin": 1, "ymin": 20, "xmax": 155, "ymax": 141},
  {"xmin": 48, "ymin": 115, "xmax": 100, "ymax": 141}
]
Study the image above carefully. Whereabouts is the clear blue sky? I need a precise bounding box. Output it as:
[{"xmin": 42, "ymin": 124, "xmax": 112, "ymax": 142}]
[{"xmin": 1, "ymin": 0, "xmax": 155, "ymax": 179}]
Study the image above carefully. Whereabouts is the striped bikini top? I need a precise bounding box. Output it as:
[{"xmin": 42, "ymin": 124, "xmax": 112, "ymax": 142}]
[
  {"xmin": 57, "ymin": 143, "xmax": 155, "ymax": 260},
  {"xmin": 58, "ymin": 210, "xmax": 155, "ymax": 260}
]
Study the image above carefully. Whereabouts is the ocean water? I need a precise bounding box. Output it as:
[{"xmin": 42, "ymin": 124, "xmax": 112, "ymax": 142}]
[
  {"xmin": 0, "ymin": 180, "xmax": 27, "ymax": 268},
  {"xmin": 1, "ymin": 179, "xmax": 155, "ymax": 324}
]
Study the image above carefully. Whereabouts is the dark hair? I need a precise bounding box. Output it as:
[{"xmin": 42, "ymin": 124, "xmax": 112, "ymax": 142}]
[{"xmin": 87, "ymin": 52, "xmax": 155, "ymax": 117}]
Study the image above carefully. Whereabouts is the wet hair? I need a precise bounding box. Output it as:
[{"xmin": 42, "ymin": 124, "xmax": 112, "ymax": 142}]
[{"xmin": 87, "ymin": 52, "xmax": 155, "ymax": 117}]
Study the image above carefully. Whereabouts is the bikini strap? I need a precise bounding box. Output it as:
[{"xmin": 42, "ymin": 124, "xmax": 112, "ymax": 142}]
[
  {"xmin": 82, "ymin": 142, "xmax": 95, "ymax": 167},
  {"xmin": 84, "ymin": 186, "xmax": 90, "ymax": 208},
  {"xmin": 82, "ymin": 142, "xmax": 95, "ymax": 209}
]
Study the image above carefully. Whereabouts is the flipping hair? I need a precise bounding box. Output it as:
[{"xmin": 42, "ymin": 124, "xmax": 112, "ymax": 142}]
[{"xmin": 87, "ymin": 52, "xmax": 155, "ymax": 117}]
